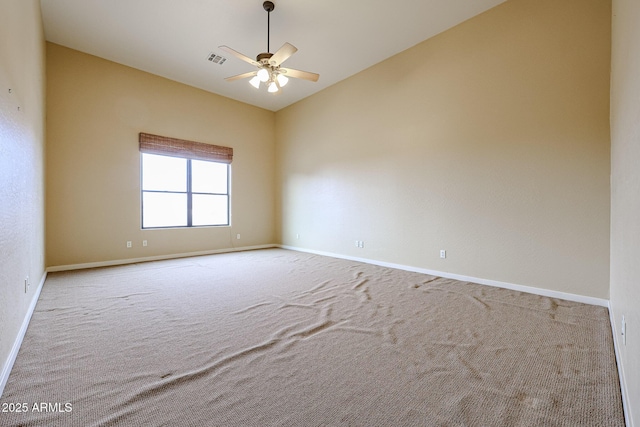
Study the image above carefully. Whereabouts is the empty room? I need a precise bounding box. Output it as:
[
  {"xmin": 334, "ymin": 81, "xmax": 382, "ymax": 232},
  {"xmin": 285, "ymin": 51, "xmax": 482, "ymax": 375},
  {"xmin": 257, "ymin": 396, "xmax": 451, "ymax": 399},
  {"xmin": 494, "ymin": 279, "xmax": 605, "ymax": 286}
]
[{"xmin": 0, "ymin": 0, "xmax": 637, "ymax": 425}]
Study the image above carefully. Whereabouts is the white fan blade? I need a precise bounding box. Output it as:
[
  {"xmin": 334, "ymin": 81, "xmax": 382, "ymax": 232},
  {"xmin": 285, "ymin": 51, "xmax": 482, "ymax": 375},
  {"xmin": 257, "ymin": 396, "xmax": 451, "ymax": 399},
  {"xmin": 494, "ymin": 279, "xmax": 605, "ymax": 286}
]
[
  {"xmin": 225, "ymin": 71, "xmax": 258, "ymax": 82},
  {"xmin": 281, "ymin": 67, "xmax": 319, "ymax": 82},
  {"xmin": 219, "ymin": 45, "xmax": 258, "ymax": 66},
  {"xmin": 270, "ymin": 43, "xmax": 298, "ymax": 66}
]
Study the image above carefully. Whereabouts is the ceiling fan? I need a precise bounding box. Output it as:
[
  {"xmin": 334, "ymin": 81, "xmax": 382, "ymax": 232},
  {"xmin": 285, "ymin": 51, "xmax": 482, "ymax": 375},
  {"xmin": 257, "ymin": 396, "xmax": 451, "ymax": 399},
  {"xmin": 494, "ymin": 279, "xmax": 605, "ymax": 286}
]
[{"xmin": 219, "ymin": 1, "xmax": 319, "ymax": 93}]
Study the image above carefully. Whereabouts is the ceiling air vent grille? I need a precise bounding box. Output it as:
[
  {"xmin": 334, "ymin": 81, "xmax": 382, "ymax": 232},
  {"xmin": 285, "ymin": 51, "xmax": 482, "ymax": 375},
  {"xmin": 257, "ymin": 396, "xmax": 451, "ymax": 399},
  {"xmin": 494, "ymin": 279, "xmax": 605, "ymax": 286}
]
[{"xmin": 207, "ymin": 53, "xmax": 227, "ymax": 65}]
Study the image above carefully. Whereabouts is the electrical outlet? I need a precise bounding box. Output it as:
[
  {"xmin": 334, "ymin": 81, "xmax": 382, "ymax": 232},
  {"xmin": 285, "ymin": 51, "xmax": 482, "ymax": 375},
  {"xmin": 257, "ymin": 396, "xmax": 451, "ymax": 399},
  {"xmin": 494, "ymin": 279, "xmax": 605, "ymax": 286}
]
[
  {"xmin": 355, "ymin": 240, "xmax": 359, "ymax": 247},
  {"xmin": 126, "ymin": 241, "xmax": 132, "ymax": 248},
  {"xmin": 360, "ymin": 241, "xmax": 365, "ymax": 248},
  {"xmin": 142, "ymin": 240, "xmax": 147, "ymax": 247},
  {"xmin": 296, "ymin": 233, "xmax": 300, "ymax": 239},
  {"xmin": 440, "ymin": 250, "xmax": 446, "ymax": 259},
  {"xmin": 24, "ymin": 277, "xmax": 29, "ymax": 293},
  {"xmin": 236, "ymin": 234, "xmax": 241, "ymax": 239},
  {"xmin": 621, "ymin": 316, "xmax": 626, "ymax": 346}
]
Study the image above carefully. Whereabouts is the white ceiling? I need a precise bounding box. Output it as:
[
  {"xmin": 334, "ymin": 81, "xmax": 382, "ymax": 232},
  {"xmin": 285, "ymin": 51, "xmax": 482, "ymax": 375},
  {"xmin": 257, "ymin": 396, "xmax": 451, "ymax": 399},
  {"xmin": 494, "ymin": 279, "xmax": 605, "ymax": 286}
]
[{"xmin": 40, "ymin": 0, "xmax": 507, "ymax": 112}]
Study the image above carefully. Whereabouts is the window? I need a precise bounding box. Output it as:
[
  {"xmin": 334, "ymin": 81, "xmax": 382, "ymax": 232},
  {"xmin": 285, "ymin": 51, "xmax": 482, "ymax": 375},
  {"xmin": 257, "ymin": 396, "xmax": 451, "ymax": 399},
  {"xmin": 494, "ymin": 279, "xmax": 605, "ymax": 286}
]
[{"xmin": 139, "ymin": 133, "xmax": 232, "ymax": 229}]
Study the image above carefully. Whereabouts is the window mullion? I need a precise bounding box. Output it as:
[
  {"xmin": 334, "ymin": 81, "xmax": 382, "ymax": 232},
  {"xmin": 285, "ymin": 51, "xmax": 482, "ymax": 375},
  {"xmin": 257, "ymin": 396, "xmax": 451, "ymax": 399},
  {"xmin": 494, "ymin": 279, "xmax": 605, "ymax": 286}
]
[{"xmin": 187, "ymin": 159, "xmax": 193, "ymax": 227}]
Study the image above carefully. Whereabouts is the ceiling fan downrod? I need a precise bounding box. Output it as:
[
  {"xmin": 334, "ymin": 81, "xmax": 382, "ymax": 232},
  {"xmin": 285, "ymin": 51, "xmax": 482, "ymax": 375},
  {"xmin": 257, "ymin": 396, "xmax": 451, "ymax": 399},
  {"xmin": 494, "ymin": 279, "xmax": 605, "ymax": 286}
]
[{"xmin": 263, "ymin": 1, "xmax": 275, "ymax": 54}]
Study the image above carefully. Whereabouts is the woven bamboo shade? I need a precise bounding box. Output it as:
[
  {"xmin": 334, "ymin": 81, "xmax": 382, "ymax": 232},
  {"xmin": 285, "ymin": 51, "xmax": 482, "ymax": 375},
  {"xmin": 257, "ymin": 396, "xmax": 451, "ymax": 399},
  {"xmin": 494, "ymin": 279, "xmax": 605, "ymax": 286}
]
[{"xmin": 139, "ymin": 133, "xmax": 233, "ymax": 164}]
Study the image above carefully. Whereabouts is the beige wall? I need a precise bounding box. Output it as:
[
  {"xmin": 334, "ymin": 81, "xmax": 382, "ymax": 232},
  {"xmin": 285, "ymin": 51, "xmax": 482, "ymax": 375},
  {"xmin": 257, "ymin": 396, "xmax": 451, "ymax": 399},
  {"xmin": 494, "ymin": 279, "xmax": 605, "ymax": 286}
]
[
  {"xmin": 610, "ymin": 0, "xmax": 640, "ymax": 423},
  {"xmin": 0, "ymin": 0, "xmax": 46, "ymax": 386},
  {"xmin": 276, "ymin": 0, "xmax": 611, "ymax": 299},
  {"xmin": 46, "ymin": 43, "xmax": 276, "ymax": 267}
]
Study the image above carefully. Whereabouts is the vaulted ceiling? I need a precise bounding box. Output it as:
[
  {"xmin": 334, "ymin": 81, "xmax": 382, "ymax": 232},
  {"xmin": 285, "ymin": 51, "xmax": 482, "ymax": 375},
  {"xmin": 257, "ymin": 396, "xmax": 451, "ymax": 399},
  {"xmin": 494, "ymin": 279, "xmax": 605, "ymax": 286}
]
[{"xmin": 40, "ymin": 0, "xmax": 507, "ymax": 111}]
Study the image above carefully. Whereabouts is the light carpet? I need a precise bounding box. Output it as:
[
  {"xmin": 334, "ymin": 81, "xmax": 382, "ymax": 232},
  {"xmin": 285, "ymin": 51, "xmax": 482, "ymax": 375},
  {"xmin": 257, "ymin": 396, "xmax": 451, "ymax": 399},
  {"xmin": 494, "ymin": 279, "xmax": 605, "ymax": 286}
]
[{"xmin": 0, "ymin": 249, "xmax": 625, "ymax": 426}]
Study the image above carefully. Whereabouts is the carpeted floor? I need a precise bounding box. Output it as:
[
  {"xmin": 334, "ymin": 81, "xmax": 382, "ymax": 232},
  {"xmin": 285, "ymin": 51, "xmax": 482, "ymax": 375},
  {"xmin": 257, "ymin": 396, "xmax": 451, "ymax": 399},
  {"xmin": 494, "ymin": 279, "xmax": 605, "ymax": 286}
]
[{"xmin": 0, "ymin": 249, "xmax": 625, "ymax": 426}]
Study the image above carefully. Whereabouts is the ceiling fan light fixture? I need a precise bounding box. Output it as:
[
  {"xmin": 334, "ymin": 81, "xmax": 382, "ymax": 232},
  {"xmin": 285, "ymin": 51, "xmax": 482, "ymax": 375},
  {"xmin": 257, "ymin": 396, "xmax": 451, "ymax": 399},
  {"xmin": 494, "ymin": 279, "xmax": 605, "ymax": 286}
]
[
  {"xmin": 249, "ymin": 76, "xmax": 261, "ymax": 88},
  {"xmin": 257, "ymin": 68, "xmax": 270, "ymax": 82},
  {"xmin": 276, "ymin": 74, "xmax": 288, "ymax": 87},
  {"xmin": 268, "ymin": 81, "xmax": 279, "ymax": 93}
]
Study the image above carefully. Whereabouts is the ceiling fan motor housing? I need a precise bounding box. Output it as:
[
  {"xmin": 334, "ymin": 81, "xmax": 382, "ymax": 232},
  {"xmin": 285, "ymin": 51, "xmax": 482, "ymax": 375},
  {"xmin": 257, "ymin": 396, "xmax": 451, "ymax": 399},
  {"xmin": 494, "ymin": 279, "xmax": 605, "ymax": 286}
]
[{"xmin": 256, "ymin": 52, "xmax": 274, "ymax": 63}]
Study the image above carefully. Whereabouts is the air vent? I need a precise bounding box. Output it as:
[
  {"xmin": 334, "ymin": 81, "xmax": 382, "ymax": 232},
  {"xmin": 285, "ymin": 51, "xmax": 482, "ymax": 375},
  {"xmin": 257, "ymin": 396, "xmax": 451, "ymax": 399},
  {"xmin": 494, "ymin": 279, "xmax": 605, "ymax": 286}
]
[{"xmin": 207, "ymin": 53, "xmax": 227, "ymax": 65}]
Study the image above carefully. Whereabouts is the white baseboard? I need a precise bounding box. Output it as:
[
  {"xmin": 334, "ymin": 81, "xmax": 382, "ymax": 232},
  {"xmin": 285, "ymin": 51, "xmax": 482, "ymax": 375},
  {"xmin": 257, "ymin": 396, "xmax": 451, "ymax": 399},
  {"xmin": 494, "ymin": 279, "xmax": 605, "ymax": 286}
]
[
  {"xmin": 46, "ymin": 244, "xmax": 278, "ymax": 272},
  {"xmin": 609, "ymin": 303, "xmax": 632, "ymax": 427},
  {"xmin": 278, "ymin": 245, "xmax": 609, "ymax": 307},
  {"xmin": 0, "ymin": 271, "xmax": 47, "ymax": 398}
]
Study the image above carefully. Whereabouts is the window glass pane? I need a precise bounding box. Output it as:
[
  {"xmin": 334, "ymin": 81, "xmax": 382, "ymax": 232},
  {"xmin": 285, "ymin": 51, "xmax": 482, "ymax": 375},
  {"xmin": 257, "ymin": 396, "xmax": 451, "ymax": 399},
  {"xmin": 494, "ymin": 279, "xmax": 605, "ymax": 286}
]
[
  {"xmin": 142, "ymin": 192, "xmax": 188, "ymax": 228},
  {"xmin": 192, "ymin": 194, "xmax": 228, "ymax": 226},
  {"xmin": 192, "ymin": 160, "xmax": 228, "ymax": 194},
  {"xmin": 142, "ymin": 153, "xmax": 187, "ymax": 192}
]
